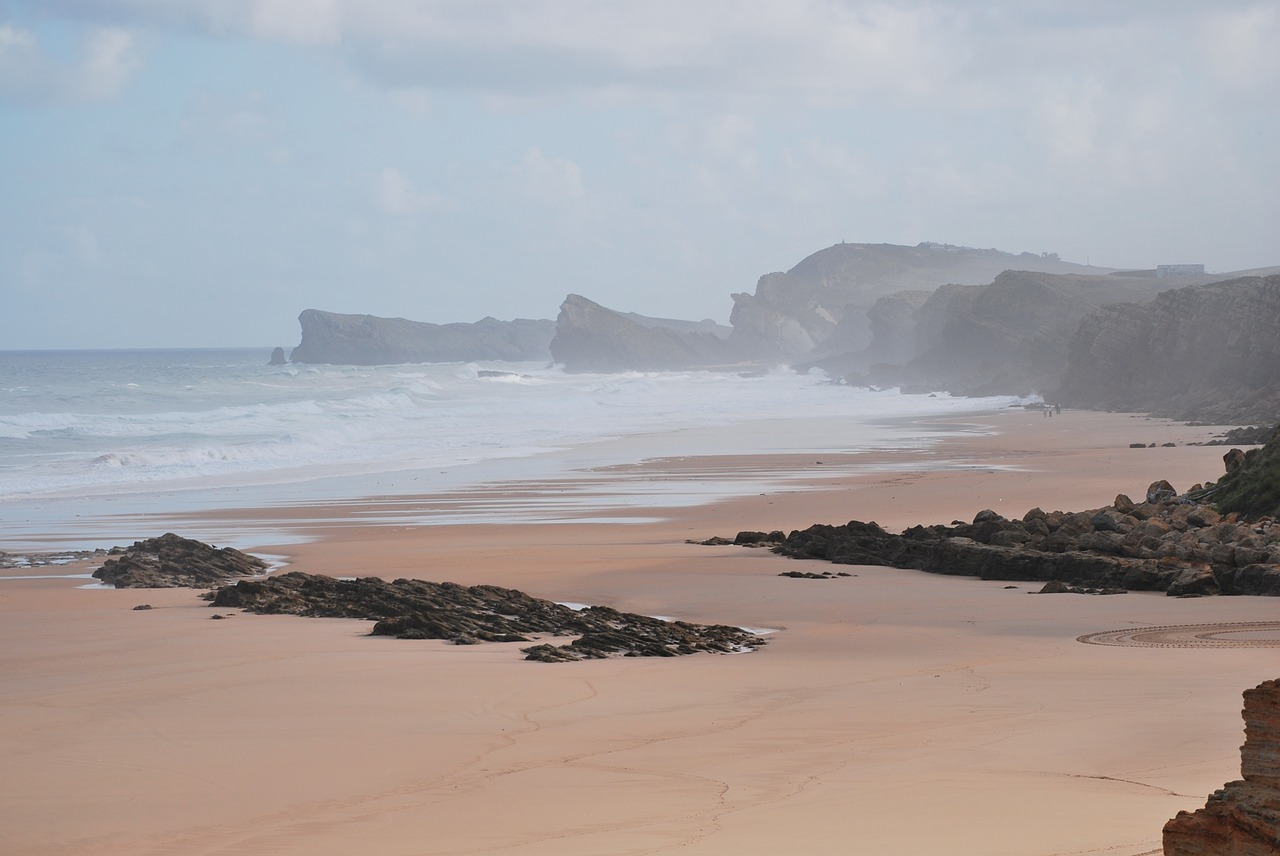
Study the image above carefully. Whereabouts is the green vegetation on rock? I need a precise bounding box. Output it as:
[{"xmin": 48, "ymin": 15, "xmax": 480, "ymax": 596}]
[{"xmin": 1212, "ymin": 424, "xmax": 1280, "ymax": 518}]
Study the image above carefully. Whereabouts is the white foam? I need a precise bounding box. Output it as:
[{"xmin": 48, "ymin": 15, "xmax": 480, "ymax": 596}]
[{"xmin": 0, "ymin": 349, "xmax": 1032, "ymax": 550}]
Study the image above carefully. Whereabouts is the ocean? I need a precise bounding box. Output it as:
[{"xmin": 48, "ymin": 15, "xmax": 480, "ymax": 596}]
[{"xmin": 0, "ymin": 348, "xmax": 1027, "ymax": 551}]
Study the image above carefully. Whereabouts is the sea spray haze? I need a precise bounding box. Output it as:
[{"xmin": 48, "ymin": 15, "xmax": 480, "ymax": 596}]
[{"xmin": 0, "ymin": 348, "xmax": 1026, "ymax": 550}]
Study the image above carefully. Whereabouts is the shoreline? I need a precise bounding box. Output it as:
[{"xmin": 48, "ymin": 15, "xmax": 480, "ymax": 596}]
[{"xmin": 3, "ymin": 408, "xmax": 1275, "ymax": 855}]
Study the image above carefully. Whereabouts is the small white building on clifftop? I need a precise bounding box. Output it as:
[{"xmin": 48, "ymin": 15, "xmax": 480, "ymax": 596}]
[{"xmin": 1156, "ymin": 264, "xmax": 1205, "ymax": 279}]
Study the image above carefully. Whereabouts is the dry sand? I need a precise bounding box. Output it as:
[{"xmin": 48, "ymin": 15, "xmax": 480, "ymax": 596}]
[{"xmin": 3, "ymin": 409, "xmax": 1277, "ymax": 855}]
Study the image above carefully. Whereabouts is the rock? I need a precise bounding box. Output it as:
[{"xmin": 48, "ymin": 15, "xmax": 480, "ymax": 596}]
[
  {"xmin": 268, "ymin": 346, "xmax": 287, "ymax": 365},
  {"xmin": 549, "ymin": 294, "xmax": 748, "ymax": 372},
  {"xmin": 1166, "ymin": 567, "xmax": 1221, "ymax": 597},
  {"xmin": 762, "ymin": 495, "xmax": 1280, "ymax": 596},
  {"xmin": 1163, "ymin": 678, "xmax": 1280, "ymax": 855},
  {"xmin": 1058, "ymin": 274, "xmax": 1280, "ymax": 425},
  {"xmin": 210, "ymin": 572, "xmax": 765, "ymax": 661},
  {"xmin": 1148, "ymin": 480, "xmax": 1178, "ymax": 503},
  {"xmin": 734, "ymin": 530, "xmax": 786, "ymax": 546},
  {"xmin": 729, "ymin": 242, "xmax": 1114, "ymax": 366},
  {"xmin": 289, "ymin": 309, "xmax": 556, "ymax": 365},
  {"xmin": 1213, "ymin": 428, "xmax": 1280, "ymax": 519},
  {"xmin": 93, "ymin": 533, "xmax": 268, "ymax": 588},
  {"xmin": 851, "ymin": 268, "xmax": 1177, "ymax": 396}
]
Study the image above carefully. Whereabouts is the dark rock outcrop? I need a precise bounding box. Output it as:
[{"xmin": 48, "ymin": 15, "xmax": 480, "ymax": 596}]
[
  {"xmin": 728, "ymin": 242, "xmax": 1112, "ymax": 362},
  {"xmin": 1163, "ymin": 678, "xmax": 1280, "ymax": 855},
  {"xmin": 1057, "ymin": 275, "xmax": 1280, "ymax": 424},
  {"xmin": 210, "ymin": 572, "xmax": 765, "ymax": 661},
  {"xmin": 550, "ymin": 294, "xmax": 749, "ymax": 372},
  {"xmin": 756, "ymin": 483, "xmax": 1280, "ymax": 595},
  {"xmin": 268, "ymin": 346, "xmax": 287, "ymax": 365},
  {"xmin": 289, "ymin": 309, "xmax": 555, "ymax": 365},
  {"xmin": 93, "ymin": 533, "xmax": 268, "ymax": 588}
]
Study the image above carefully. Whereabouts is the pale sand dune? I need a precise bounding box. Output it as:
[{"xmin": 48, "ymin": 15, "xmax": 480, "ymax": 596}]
[{"xmin": 2, "ymin": 409, "xmax": 1276, "ymax": 855}]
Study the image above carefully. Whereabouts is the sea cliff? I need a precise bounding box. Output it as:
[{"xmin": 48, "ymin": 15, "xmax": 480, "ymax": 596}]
[{"xmin": 1163, "ymin": 679, "xmax": 1280, "ymax": 855}]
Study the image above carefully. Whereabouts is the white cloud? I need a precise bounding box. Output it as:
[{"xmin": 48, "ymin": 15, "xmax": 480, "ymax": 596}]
[
  {"xmin": 250, "ymin": 0, "xmax": 343, "ymax": 45},
  {"xmin": 374, "ymin": 166, "xmax": 443, "ymax": 216},
  {"xmin": 0, "ymin": 22, "xmax": 142, "ymax": 104},
  {"xmin": 1031, "ymin": 80, "xmax": 1101, "ymax": 161},
  {"xmin": 82, "ymin": 28, "xmax": 142, "ymax": 100},
  {"xmin": 1202, "ymin": 4, "xmax": 1280, "ymax": 89},
  {"xmin": 514, "ymin": 148, "xmax": 584, "ymax": 205}
]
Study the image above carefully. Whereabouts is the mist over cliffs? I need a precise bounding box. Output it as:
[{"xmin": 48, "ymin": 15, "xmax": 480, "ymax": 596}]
[{"xmin": 282, "ymin": 241, "xmax": 1279, "ymax": 426}]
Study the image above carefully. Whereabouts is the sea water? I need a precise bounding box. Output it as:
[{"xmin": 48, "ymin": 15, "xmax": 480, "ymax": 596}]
[{"xmin": 0, "ymin": 348, "xmax": 1027, "ymax": 551}]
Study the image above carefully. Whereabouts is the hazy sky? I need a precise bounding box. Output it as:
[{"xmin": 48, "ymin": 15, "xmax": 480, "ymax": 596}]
[{"xmin": 2, "ymin": 1, "xmax": 1277, "ymax": 350}]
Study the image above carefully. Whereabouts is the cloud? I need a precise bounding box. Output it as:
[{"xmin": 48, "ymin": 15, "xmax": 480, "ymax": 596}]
[
  {"xmin": 0, "ymin": 22, "xmax": 142, "ymax": 104},
  {"xmin": 374, "ymin": 166, "xmax": 443, "ymax": 215},
  {"xmin": 249, "ymin": 0, "xmax": 343, "ymax": 44},
  {"xmin": 514, "ymin": 148, "xmax": 584, "ymax": 205},
  {"xmin": 1202, "ymin": 4, "xmax": 1280, "ymax": 90}
]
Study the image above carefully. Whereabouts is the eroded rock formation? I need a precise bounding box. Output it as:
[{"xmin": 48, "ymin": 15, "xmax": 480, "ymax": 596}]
[
  {"xmin": 549, "ymin": 294, "xmax": 747, "ymax": 372},
  {"xmin": 210, "ymin": 572, "xmax": 765, "ymax": 661},
  {"xmin": 289, "ymin": 309, "xmax": 555, "ymax": 365},
  {"xmin": 728, "ymin": 242, "xmax": 1110, "ymax": 362},
  {"xmin": 93, "ymin": 533, "xmax": 268, "ymax": 588},
  {"xmin": 1058, "ymin": 275, "xmax": 1280, "ymax": 424},
  {"xmin": 848, "ymin": 270, "xmax": 1171, "ymax": 395},
  {"xmin": 1163, "ymin": 678, "xmax": 1280, "ymax": 855}
]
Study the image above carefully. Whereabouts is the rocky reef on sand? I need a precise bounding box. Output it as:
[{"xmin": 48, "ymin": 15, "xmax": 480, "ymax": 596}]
[
  {"xmin": 93, "ymin": 533, "xmax": 268, "ymax": 588},
  {"xmin": 1163, "ymin": 678, "xmax": 1280, "ymax": 855},
  {"xmin": 720, "ymin": 472, "xmax": 1280, "ymax": 596},
  {"xmin": 210, "ymin": 572, "xmax": 765, "ymax": 662}
]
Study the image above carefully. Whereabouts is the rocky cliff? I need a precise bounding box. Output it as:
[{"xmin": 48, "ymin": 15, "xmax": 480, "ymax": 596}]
[
  {"xmin": 549, "ymin": 294, "xmax": 749, "ymax": 372},
  {"xmin": 1163, "ymin": 678, "xmax": 1280, "ymax": 855},
  {"xmin": 289, "ymin": 309, "xmax": 555, "ymax": 365},
  {"xmin": 1057, "ymin": 275, "xmax": 1280, "ymax": 424},
  {"xmin": 846, "ymin": 270, "xmax": 1167, "ymax": 395},
  {"xmin": 728, "ymin": 242, "xmax": 1110, "ymax": 361}
]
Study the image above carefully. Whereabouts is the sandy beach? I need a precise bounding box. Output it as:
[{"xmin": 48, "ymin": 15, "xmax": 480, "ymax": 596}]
[{"xmin": 3, "ymin": 408, "xmax": 1277, "ymax": 856}]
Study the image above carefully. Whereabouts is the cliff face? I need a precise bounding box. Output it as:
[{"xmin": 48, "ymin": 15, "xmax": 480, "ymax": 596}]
[
  {"xmin": 1163, "ymin": 678, "xmax": 1280, "ymax": 855},
  {"xmin": 728, "ymin": 242, "xmax": 1110, "ymax": 361},
  {"xmin": 549, "ymin": 294, "xmax": 746, "ymax": 373},
  {"xmin": 1057, "ymin": 275, "xmax": 1280, "ymax": 424},
  {"xmin": 849, "ymin": 271, "xmax": 1165, "ymax": 395},
  {"xmin": 288, "ymin": 310, "xmax": 555, "ymax": 365}
]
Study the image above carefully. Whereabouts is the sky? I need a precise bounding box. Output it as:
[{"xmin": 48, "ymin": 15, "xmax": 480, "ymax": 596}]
[{"xmin": 1, "ymin": 1, "xmax": 1277, "ymax": 350}]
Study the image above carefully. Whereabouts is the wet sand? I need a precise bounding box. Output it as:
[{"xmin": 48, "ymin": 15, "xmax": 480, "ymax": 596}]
[{"xmin": 2, "ymin": 409, "xmax": 1276, "ymax": 855}]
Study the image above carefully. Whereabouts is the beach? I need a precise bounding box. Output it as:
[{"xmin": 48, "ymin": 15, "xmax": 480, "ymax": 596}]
[{"xmin": 3, "ymin": 408, "xmax": 1277, "ymax": 855}]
